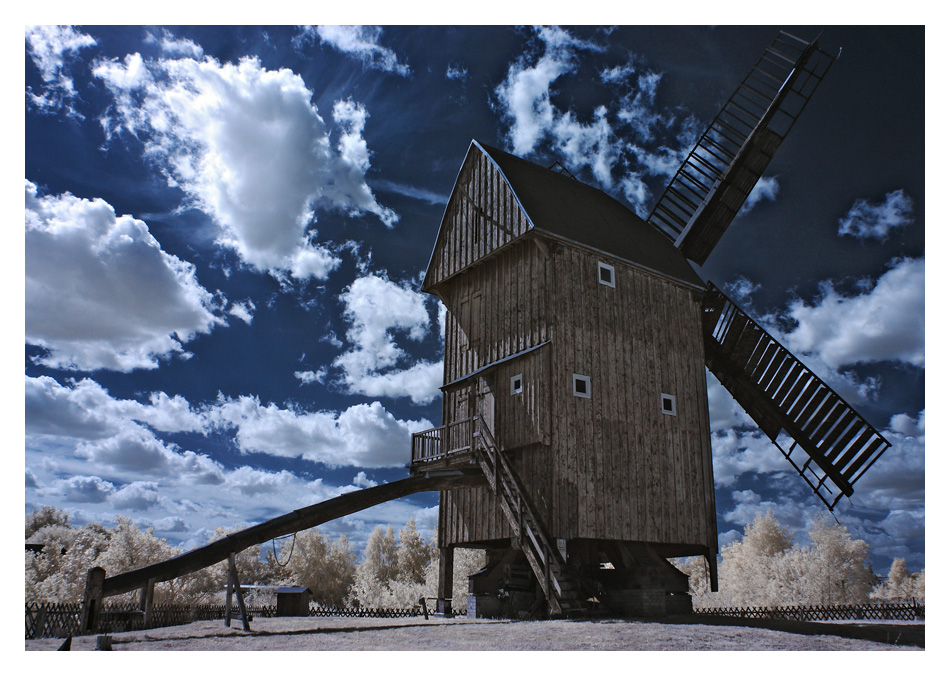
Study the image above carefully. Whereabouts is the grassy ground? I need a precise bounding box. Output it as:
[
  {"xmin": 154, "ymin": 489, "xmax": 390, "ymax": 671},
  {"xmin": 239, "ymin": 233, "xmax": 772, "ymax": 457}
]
[{"xmin": 25, "ymin": 615, "xmax": 922, "ymax": 651}]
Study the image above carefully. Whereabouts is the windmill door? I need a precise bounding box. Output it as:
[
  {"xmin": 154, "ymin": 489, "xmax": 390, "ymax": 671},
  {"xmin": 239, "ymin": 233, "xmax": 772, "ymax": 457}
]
[{"xmin": 475, "ymin": 375, "xmax": 495, "ymax": 438}]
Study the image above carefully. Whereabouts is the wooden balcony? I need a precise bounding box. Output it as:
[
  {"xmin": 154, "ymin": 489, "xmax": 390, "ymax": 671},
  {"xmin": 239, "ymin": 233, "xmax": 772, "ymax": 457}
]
[{"xmin": 409, "ymin": 417, "xmax": 478, "ymax": 473}]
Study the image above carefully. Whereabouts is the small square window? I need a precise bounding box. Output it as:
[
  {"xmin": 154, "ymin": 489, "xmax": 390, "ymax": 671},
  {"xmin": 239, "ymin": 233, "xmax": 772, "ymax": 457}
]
[
  {"xmin": 598, "ymin": 262, "xmax": 615, "ymax": 288},
  {"xmin": 661, "ymin": 393, "xmax": 677, "ymax": 416},
  {"xmin": 510, "ymin": 374, "xmax": 523, "ymax": 395},
  {"xmin": 573, "ymin": 374, "xmax": 591, "ymax": 398}
]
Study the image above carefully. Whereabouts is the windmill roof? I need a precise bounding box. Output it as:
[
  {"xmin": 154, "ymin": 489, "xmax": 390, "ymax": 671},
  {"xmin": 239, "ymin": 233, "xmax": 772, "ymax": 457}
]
[{"xmin": 476, "ymin": 142, "xmax": 703, "ymax": 288}]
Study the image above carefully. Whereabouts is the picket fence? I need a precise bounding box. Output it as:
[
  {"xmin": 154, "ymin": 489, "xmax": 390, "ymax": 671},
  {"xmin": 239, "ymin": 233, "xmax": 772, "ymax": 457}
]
[
  {"xmin": 25, "ymin": 601, "xmax": 441, "ymax": 640},
  {"xmin": 695, "ymin": 601, "xmax": 924, "ymax": 622},
  {"xmin": 26, "ymin": 600, "xmax": 922, "ymax": 640}
]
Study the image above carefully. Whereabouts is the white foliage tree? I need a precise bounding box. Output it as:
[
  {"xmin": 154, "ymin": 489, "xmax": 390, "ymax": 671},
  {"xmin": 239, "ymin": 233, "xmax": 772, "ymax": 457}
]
[
  {"xmin": 269, "ymin": 527, "xmax": 356, "ymax": 606},
  {"xmin": 871, "ymin": 557, "xmax": 925, "ymax": 602},
  {"xmin": 685, "ymin": 511, "xmax": 876, "ymax": 608},
  {"xmin": 350, "ymin": 520, "xmax": 437, "ymax": 609}
]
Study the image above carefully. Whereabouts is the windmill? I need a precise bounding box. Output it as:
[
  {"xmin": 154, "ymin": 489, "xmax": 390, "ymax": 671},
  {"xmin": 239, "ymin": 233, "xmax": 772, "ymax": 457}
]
[{"xmin": 411, "ymin": 31, "xmax": 891, "ymax": 618}]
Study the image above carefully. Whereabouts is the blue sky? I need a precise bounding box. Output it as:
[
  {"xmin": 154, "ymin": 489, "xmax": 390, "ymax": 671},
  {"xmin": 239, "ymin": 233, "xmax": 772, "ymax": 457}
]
[{"xmin": 21, "ymin": 23, "xmax": 925, "ymax": 575}]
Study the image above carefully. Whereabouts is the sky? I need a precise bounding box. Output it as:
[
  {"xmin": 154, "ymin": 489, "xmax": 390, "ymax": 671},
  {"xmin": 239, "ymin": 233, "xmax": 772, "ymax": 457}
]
[{"xmin": 20, "ymin": 23, "xmax": 927, "ymax": 576}]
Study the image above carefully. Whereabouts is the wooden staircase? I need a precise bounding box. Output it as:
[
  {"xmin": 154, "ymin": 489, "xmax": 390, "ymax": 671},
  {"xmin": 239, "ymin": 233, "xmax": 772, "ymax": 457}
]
[{"xmin": 471, "ymin": 416, "xmax": 586, "ymax": 616}]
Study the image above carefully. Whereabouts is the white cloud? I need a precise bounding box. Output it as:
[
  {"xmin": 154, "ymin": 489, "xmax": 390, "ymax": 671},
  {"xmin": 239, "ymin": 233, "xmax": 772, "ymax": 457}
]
[
  {"xmin": 446, "ymin": 63, "xmax": 467, "ymax": 80},
  {"xmin": 495, "ymin": 27, "xmax": 584, "ymax": 156},
  {"xmin": 722, "ymin": 276, "xmax": 762, "ymax": 305},
  {"xmin": 49, "ymin": 475, "xmax": 116, "ymax": 504},
  {"xmin": 25, "ymin": 182, "xmax": 224, "ymax": 372},
  {"xmin": 333, "ymin": 274, "xmax": 442, "ymax": 404},
  {"xmin": 228, "ymin": 299, "xmax": 256, "ymax": 324},
  {"xmin": 838, "ymin": 189, "xmax": 914, "ymax": 240},
  {"xmin": 711, "ymin": 428, "xmax": 792, "ymax": 488},
  {"xmin": 207, "ymin": 395, "xmax": 432, "ymax": 468},
  {"xmin": 145, "ymin": 28, "xmax": 204, "ymax": 58},
  {"xmin": 25, "ymin": 25, "xmax": 97, "ymax": 116},
  {"xmin": 739, "ymin": 176, "xmax": 780, "ymax": 215},
  {"xmin": 850, "ymin": 410, "xmax": 925, "ymax": 512},
  {"xmin": 302, "ymin": 25, "xmax": 410, "ymax": 76},
  {"xmin": 295, "ymin": 368, "xmax": 327, "ymax": 385},
  {"xmin": 494, "ymin": 27, "xmax": 698, "ymax": 215},
  {"xmin": 93, "ymin": 53, "xmax": 396, "ymax": 280},
  {"xmin": 111, "ymin": 481, "xmax": 162, "ymax": 510},
  {"xmin": 779, "ymin": 257, "xmax": 924, "ymax": 370}
]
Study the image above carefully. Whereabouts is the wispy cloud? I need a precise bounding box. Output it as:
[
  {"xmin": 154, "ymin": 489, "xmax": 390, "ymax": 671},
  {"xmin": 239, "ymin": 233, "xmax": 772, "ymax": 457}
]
[
  {"xmin": 25, "ymin": 25, "xmax": 97, "ymax": 117},
  {"xmin": 838, "ymin": 189, "xmax": 914, "ymax": 240},
  {"xmin": 298, "ymin": 25, "xmax": 410, "ymax": 76},
  {"xmin": 494, "ymin": 26, "xmax": 702, "ymax": 216}
]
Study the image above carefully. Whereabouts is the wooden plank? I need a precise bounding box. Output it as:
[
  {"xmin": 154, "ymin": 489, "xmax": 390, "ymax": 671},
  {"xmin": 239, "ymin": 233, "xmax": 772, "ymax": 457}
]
[
  {"xmin": 833, "ymin": 427, "xmax": 876, "ymax": 474},
  {"xmin": 841, "ymin": 436, "xmax": 887, "ymax": 481},
  {"xmin": 801, "ymin": 395, "xmax": 840, "ymax": 439}
]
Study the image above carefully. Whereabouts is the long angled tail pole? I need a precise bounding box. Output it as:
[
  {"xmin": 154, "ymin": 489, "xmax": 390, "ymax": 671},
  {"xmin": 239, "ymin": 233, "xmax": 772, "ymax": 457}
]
[{"xmin": 99, "ymin": 470, "xmax": 484, "ymax": 599}]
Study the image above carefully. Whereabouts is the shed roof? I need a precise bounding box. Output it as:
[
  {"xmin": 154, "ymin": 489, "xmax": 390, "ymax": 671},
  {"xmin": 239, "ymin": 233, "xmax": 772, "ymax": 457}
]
[{"xmin": 476, "ymin": 142, "xmax": 703, "ymax": 288}]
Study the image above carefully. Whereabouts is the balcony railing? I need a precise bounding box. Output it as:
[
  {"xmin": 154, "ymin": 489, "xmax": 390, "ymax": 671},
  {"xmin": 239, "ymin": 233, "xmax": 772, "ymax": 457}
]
[{"xmin": 410, "ymin": 417, "xmax": 476, "ymax": 467}]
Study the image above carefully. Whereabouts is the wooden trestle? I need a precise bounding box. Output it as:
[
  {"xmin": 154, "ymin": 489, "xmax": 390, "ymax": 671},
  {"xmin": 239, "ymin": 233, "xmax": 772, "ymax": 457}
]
[{"xmin": 702, "ymin": 284, "xmax": 890, "ymax": 510}]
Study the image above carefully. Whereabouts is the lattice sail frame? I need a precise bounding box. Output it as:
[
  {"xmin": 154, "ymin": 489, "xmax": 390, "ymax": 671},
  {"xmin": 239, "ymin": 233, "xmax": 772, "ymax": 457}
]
[
  {"xmin": 702, "ymin": 284, "xmax": 890, "ymax": 511},
  {"xmin": 648, "ymin": 31, "xmax": 839, "ymax": 265}
]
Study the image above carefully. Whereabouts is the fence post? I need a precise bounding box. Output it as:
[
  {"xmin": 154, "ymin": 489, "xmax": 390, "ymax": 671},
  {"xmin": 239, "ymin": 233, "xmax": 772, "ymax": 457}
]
[{"xmin": 80, "ymin": 566, "xmax": 106, "ymax": 634}]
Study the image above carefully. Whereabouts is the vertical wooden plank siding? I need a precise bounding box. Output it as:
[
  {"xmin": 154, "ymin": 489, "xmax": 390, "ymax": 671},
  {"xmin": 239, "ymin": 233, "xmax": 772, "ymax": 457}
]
[
  {"xmin": 544, "ymin": 245, "xmax": 716, "ymax": 548},
  {"xmin": 434, "ymin": 145, "xmax": 716, "ymax": 556}
]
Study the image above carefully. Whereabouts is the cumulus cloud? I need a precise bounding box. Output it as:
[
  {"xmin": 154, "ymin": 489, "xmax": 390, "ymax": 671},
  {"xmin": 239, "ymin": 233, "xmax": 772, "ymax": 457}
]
[
  {"xmin": 333, "ymin": 274, "xmax": 443, "ymax": 404},
  {"xmin": 779, "ymin": 257, "xmax": 924, "ymax": 370},
  {"xmin": 300, "ymin": 25, "xmax": 410, "ymax": 76},
  {"xmin": 25, "ymin": 181, "xmax": 224, "ymax": 372},
  {"xmin": 93, "ymin": 53, "xmax": 396, "ymax": 281},
  {"xmin": 25, "ymin": 25, "xmax": 97, "ymax": 117},
  {"xmin": 838, "ymin": 189, "xmax": 914, "ymax": 240},
  {"xmin": 111, "ymin": 481, "xmax": 163, "ymax": 510},
  {"xmin": 49, "ymin": 475, "xmax": 116, "ymax": 503},
  {"xmin": 207, "ymin": 395, "xmax": 432, "ymax": 468}
]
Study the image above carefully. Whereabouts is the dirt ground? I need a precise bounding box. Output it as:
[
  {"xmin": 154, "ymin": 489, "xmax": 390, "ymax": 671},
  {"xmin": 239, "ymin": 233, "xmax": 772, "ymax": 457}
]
[{"xmin": 24, "ymin": 615, "xmax": 922, "ymax": 651}]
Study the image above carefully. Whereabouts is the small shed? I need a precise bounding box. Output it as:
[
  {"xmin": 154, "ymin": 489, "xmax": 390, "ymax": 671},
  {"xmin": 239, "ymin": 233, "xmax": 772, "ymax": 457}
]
[
  {"xmin": 233, "ymin": 585, "xmax": 312, "ymax": 616},
  {"xmin": 275, "ymin": 586, "xmax": 312, "ymax": 617}
]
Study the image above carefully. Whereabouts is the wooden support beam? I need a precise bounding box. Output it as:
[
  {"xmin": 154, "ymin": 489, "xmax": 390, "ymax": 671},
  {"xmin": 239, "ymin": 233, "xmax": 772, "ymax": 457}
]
[
  {"xmin": 101, "ymin": 471, "xmax": 484, "ymax": 598},
  {"xmin": 80, "ymin": 566, "xmax": 105, "ymax": 635},
  {"xmin": 437, "ymin": 546, "xmax": 455, "ymax": 616}
]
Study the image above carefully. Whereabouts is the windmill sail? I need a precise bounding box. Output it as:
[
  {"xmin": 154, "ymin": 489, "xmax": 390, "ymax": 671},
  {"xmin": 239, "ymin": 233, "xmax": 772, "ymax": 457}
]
[
  {"xmin": 702, "ymin": 284, "xmax": 890, "ymax": 511},
  {"xmin": 648, "ymin": 31, "xmax": 838, "ymax": 265}
]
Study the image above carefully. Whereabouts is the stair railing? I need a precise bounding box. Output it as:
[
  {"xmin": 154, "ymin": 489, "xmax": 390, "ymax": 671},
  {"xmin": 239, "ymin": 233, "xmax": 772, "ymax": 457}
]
[{"xmin": 471, "ymin": 415, "xmax": 571, "ymax": 614}]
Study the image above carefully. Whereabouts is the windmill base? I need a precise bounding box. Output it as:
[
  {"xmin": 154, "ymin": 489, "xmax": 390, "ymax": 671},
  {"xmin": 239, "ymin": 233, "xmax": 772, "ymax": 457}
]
[{"xmin": 463, "ymin": 540, "xmax": 693, "ymax": 619}]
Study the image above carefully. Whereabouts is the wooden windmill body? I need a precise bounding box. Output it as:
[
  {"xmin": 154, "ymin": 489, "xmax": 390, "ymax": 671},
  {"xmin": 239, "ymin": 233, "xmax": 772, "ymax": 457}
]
[{"xmin": 409, "ymin": 32, "xmax": 891, "ymax": 618}]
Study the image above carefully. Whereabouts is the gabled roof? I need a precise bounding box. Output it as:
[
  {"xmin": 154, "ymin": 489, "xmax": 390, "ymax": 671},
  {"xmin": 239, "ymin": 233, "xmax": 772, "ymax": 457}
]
[{"xmin": 476, "ymin": 142, "xmax": 703, "ymax": 288}]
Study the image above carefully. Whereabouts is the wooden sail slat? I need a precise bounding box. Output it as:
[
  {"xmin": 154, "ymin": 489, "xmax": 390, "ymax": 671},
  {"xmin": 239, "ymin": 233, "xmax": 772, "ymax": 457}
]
[
  {"xmin": 834, "ymin": 427, "xmax": 877, "ymax": 474},
  {"xmin": 811, "ymin": 401, "xmax": 848, "ymax": 442},
  {"xmin": 801, "ymin": 395, "xmax": 840, "ymax": 438},
  {"xmin": 841, "ymin": 437, "xmax": 888, "ymax": 482},
  {"xmin": 763, "ymin": 356, "xmax": 796, "ymax": 397}
]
